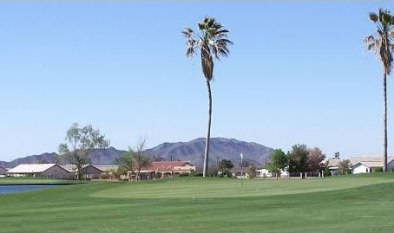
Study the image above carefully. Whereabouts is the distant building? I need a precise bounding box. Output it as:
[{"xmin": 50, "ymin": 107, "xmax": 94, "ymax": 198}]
[
  {"xmin": 256, "ymin": 168, "xmax": 289, "ymax": 178},
  {"xmin": 328, "ymin": 156, "xmax": 394, "ymax": 175},
  {"xmin": 81, "ymin": 164, "xmax": 103, "ymax": 179},
  {"xmin": 350, "ymin": 156, "xmax": 394, "ymax": 174},
  {"xmin": 256, "ymin": 169, "xmax": 271, "ymax": 178},
  {"xmin": 60, "ymin": 164, "xmax": 108, "ymax": 179},
  {"xmin": 0, "ymin": 166, "xmax": 7, "ymax": 177},
  {"xmin": 327, "ymin": 158, "xmax": 341, "ymax": 176},
  {"xmin": 7, "ymin": 164, "xmax": 72, "ymax": 179},
  {"xmin": 129, "ymin": 161, "xmax": 196, "ymax": 180},
  {"xmin": 352, "ymin": 161, "xmax": 382, "ymax": 174}
]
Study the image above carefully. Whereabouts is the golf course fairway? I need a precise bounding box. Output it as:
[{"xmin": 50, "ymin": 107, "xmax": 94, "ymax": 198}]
[{"xmin": 0, "ymin": 174, "xmax": 393, "ymax": 233}]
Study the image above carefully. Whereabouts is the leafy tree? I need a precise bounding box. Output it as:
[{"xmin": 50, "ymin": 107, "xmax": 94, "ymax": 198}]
[
  {"xmin": 322, "ymin": 161, "xmax": 332, "ymax": 177},
  {"xmin": 267, "ymin": 149, "xmax": 288, "ymax": 178},
  {"xmin": 334, "ymin": 152, "xmax": 340, "ymax": 159},
  {"xmin": 218, "ymin": 159, "xmax": 233, "ymax": 177},
  {"xmin": 288, "ymin": 144, "xmax": 309, "ymax": 177},
  {"xmin": 183, "ymin": 17, "xmax": 233, "ymax": 177},
  {"xmin": 207, "ymin": 163, "xmax": 219, "ymax": 177},
  {"xmin": 134, "ymin": 138, "xmax": 151, "ymax": 182},
  {"xmin": 116, "ymin": 148, "xmax": 135, "ymax": 181},
  {"xmin": 365, "ymin": 8, "xmax": 394, "ymax": 172},
  {"xmin": 337, "ymin": 159, "xmax": 352, "ymax": 175},
  {"xmin": 59, "ymin": 123, "xmax": 109, "ymax": 180},
  {"xmin": 248, "ymin": 164, "xmax": 258, "ymax": 179},
  {"xmin": 308, "ymin": 147, "xmax": 326, "ymax": 174}
]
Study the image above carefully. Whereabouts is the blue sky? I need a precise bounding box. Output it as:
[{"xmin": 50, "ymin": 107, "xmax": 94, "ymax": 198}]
[{"xmin": 0, "ymin": 2, "xmax": 393, "ymax": 161}]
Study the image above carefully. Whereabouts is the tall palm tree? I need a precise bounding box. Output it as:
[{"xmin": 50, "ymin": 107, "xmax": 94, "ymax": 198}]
[
  {"xmin": 365, "ymin": 8, "xmax": 394, "ymax": 172},
  {"xmin": 183, "ymin": 17, "xmax": 232, "ymax": 177}
]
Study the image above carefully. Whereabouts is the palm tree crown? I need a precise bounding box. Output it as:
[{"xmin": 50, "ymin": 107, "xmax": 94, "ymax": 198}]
[
  {"xmin": 182, "ymin": 17, "xmax": 233, "ymax": 81},
  {"xmin": 365, "ymin": 8, "xmax": 394, "ymax": 75}
]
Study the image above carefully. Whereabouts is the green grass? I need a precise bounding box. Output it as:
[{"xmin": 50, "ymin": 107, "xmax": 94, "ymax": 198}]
[{"xmin": 0, "ymin": 174, "xmax": 394, "ymax": 233}]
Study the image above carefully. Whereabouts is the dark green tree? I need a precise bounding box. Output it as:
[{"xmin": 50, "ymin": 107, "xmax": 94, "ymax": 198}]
[
  {"xmin": 218, "ymin": 159, "xmax": 234, "ymax": 177},
  {"xmin": 183, "ymin": 17, "xmax": 233, "ymax": 177},
  {"xmin": 288, "ymin": 144, "xmax": 309, "ymax": 177},
  {"xmin": 365, "ymin": 8, "xmax": 394, "ymax": 172},
  {"xmin": 59, "ymin": 123, "xmax": 109, "ymax": 180}
]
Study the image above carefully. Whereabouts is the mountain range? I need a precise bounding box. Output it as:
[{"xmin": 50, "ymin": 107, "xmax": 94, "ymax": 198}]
[{"xmin": 0, "ymin": 138, "xmax": 274, "ymax": 169}]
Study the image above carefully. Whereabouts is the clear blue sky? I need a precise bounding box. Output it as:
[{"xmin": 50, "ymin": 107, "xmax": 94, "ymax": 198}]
[{"xmin": 0, "ymin": 2, "xmax": 393, "ymax": 161}]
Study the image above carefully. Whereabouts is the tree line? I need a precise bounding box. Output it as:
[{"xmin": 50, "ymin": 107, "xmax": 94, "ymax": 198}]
[
  {"xmin": 58, "ymin": 123, "xmax": 151, "ymax": 181},
  {"xmin": 267, "ymin": 145, "xmax": 326, "ymax": 178}
]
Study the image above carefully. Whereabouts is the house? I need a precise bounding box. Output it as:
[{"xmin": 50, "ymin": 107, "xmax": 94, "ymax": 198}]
[
  {"xmin": 352, "ymin": 161, "xmax": 382, "ymax": 174},
  {"xmin": 95, "ymin": 165, "xmax": 119, "ymax": 179},
  {"xmin": 95, "ymin": 165, "xmax": 119, "ymax": 173},
  {"xmin": 60, "ymin": 164, "xmax": 106, "ymax": 179},
  {"xmin": 81, "ymin": 164, "xmax": 103, "ymax": 179},
  {"xmin": 256, "ymin": 169, "xmax": 271, "ymax": 178},
  {"xmin": 139, "ymin": 161, "xmax": 196, "ymax": 179},
  {"xmin": 0, "ymin": 166, "xmax": 8, "ymax": 177},
  {"xmin": 7, "ymin": 164, "xmax": 72, "ymax": 179},
  {"xmin": 327, "ymin": 158, "xmax": 341, "ymax": 176},
  {"xmin": 349, "ymin": 156, "xmax": 394, "ymax": 174},
  {"xmin": 256, "ymin": 168, "xmax": 289, "ymax": 178}
]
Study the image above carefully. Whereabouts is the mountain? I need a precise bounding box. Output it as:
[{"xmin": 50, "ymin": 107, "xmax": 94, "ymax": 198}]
[
  {"xmin": 144, "ymin": 137, "xmax": 274, "ymax": 168},
  {"xmin": 1, "ymin": 152, "xmax": 59, "ymax": 168},
  {"xmin": 89, "ymin": 147, "xmax": 127, "ymax": 165},
  {"xmin": 0, "ymin": 138, "xmax": 274, "ymax": 169},
  {"xmin": 0, "ymin": 147, "xmax": 127, "ymax": 168}
]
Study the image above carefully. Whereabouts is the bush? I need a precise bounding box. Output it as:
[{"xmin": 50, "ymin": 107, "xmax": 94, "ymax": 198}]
[
  {"xmin": 375, "ymin": 167, "xmax": 383, "ymax": 173},
  {"xmin": 219, "ymin": 171, "xmax": 232, "ymax": 178},
  {"xmin": 100, "ymin": 172, "xmax": 111, "ymax": 179},
  {"xmin": 179, "ymin": 173, "xmax": 189, "ymax": 177},
  {"xmin": 323, "ymin": 167, "xmax": 332, "ymax": 177}
]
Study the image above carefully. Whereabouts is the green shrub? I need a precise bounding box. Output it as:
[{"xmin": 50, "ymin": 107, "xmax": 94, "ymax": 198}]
[{"xmin": 375, "ymin": 167, "xmax": 383, "ymax": 173}]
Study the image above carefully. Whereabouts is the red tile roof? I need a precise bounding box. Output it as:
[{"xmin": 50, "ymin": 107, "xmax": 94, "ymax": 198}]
[{"xmin": 146, "ymin": 161, "xmax": 192, "ymax": 171}]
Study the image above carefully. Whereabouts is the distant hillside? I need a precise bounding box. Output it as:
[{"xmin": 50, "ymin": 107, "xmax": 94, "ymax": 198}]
[
  {"xmin": 1, "ymin": 152, "xmax": 59, "ymax": 168},
  {"xmin": 1, "ymin": 138, "xmax": 273, "ymax": 169},
  {"xmin": 144, "ymin": 138, "xmax": 274, "ymax": 168},
  {"xmin": 0, "ymin": 147, "xmax": 127, "ymax": 168}
]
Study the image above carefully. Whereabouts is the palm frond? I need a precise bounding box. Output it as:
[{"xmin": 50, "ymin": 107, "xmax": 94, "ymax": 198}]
[
  {"xmin": 369, "ymin": 12, "xmax": 378, "ymax": 23},
  {"xmin": 186, "ymin": 46, "xmax": 195, "ymax": 59},
  {"xmin": 183, "ymin": 28, "xmax": 197, "ymax": 59},
  {"xmin": 217, "ymin": 47, "xmax": 230, "ymax": 57},
  {"xmin": 390, "ymin": 44, "xmax": 394, "ymax": 52},
  {"xmin": 182, "ymin": 28, "xmax": 194, "ymax": 38}
]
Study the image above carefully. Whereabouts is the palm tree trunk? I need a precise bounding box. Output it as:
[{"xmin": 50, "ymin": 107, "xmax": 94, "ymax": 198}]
[
  {"xmin": 203, "ymin": 79, "xmax": 212, "ymax": 177},
  {"xmin": 383, "ymin": 72, "xmax": 388, "ymax": 172}
]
